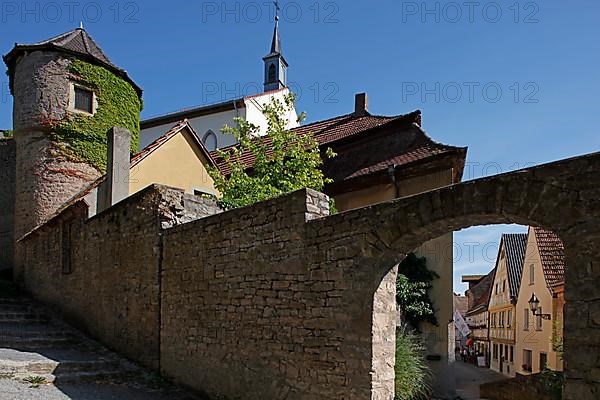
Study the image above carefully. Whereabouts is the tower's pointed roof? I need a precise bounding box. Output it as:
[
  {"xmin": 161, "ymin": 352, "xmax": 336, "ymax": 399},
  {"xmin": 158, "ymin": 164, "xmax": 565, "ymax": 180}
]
[
  {"xmin": 270, "ymin": 19, "xmax": 282, "ymax": 55},
  {"xmin": 263, "ymin": 3, "xmax": 286, "ymax": 64},
  {"xmin": 33, "ymin": 28, "xmax": 115, "ymax": 67},
  {"xmin": 4, "ymin": 28, "xmax": 142, "ymax": 97}
]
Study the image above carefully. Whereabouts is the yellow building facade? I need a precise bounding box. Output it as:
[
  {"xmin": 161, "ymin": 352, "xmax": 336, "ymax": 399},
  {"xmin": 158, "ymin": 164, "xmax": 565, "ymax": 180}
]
[
  {"xmin": 129, "ymin": 120, "xmax": 217, "ymax": 197},
  {"xmin": 488, "ymin": 233, "xmax": 527, "ymax": 377},
  {"xmin": 515, "ymin": 227, "xmax": 565, "ymax": 374}
]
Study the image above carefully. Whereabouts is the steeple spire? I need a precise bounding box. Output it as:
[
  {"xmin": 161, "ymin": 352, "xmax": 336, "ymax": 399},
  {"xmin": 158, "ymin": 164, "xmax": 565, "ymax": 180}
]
[
  {"xmin": 270, "ymin": 0, "xmax": 281, "ymax": 54},
  {"xmin": 263, "ymin": 0, "xmax": 288, "ymax": 92}
]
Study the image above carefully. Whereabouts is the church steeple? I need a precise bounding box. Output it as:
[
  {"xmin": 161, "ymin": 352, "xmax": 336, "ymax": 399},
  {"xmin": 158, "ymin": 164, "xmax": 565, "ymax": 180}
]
[{"xmin": 263, "ymin": 0, "xmax": 288, "ymax": 92}]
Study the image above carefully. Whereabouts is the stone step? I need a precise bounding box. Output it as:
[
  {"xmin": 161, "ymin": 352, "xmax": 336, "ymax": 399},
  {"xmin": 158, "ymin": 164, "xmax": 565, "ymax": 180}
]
[
  {"xmin": 0, "ymin": 311, "xmax": 46, "ymax": 319},
  {"xmin": 0, "ymin": 298, "xmax": 152, "ymax": 388},
  {"xmin": 0, "ymin": 325, "xmax": 74, "ymax": 339},
  {"xmin": 0, "ymin": 303, "xmax": 33, "ymax": 312},
  {"xmin": 0, "ymin": 297, "xmax": 30, "ymax": 304},
  {"xmin": 0, "ymin": 335, "xmax": 77, "ymax": 349},
  {"xmin": 0, "ymin": 348, "xmax": 126, "ymax": 376},
  {"xmin": 0, "ymin": 312, "xmax": 49, "ymax": 324},
  {"xmin": 13, "ymin": 369, "xmax": 138, "ymax": 384},
  {"xmin": 0, "ymin": 299, "xmax": 34, "ymax": 308},
  {"xmin": 0, "ymin": 317, "xmax": 49, "ymax": 324}
]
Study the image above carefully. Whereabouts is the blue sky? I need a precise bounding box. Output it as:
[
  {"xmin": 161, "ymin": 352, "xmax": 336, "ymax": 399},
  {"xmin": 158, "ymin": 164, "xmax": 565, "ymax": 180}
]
[{"xmin": 1, "ymin": 1, "xmax": 598, "ymax": 293}]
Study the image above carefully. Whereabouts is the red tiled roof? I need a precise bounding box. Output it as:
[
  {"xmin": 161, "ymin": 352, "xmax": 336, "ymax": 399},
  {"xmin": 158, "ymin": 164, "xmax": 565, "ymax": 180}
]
[
  {"xmin": 344, "ymin": 142, "xmax": 455, "ymax": 180},
  {"xmin": 294, "ymin": 113, "xmax": 402, "ymax": 144},
  {"xmin": 534, "ymin": 227, "xmax": 566, "ymax": 291},
  {"xmin": 210, "ymin": 112, "xmax": 406, "ymax": 175},
  {"xmin": 210, "ymin": 110, "xmax": 465, "ymax": 183}
]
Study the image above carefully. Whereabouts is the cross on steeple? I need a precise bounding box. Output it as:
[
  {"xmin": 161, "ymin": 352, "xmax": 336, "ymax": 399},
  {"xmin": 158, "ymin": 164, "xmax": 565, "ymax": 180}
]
[{"xmin": 274, "ymin": 0, "xmax": 280, "ymax": 21}]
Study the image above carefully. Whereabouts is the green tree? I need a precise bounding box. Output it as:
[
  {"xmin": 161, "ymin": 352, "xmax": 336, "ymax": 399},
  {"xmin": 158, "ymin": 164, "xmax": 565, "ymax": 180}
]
[
  {"xmin": 209, "ymin": 93, "xmax": 335, "ymax": 209},
  {"xmin": 396, "ymin": 253, "xmax": 439, "ymax": 329}
]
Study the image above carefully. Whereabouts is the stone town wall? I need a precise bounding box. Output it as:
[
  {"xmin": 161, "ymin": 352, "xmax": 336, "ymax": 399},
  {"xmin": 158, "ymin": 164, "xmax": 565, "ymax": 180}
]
[
  {"xmin": 480, "ymin": 373, "xmax": 561, "ymax": 400},
  {"xmin": 17, "ymin": 151, "xmax": 600, "ymax": 400},
  {"xmin": 20, "ymin": 185, "xmax": 221, "ymax": 369},
  {"xmin": 0, "ymin": 139, "xmax": 16, "ymax": 271},
  {"xmin": 160, "ymin": 189, "xmax": 341, "ymax": 399}
]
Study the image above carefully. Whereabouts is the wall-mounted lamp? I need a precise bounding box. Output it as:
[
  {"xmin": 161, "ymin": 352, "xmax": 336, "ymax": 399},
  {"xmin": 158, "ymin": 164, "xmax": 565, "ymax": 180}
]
[{"xmin": 528, "ymin": 294, "xmax": 551, "ymax": 320}]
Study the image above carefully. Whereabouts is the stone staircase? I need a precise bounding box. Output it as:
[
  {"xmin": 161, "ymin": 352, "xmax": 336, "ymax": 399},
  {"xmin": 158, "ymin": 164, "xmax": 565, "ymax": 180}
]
[{"xmin": 0, "ymin": 296, "xmax": 140, "ymax": 384}]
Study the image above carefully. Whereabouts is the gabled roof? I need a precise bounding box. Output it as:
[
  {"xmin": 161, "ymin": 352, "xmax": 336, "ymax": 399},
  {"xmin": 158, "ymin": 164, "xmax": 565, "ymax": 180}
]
[
  {"xmin": 4, "ymin": 28, "xmax": 142, "ymax": 97},
  {"xmin": 533, "ymin": 227, "xmax": 566, "ymax": 292},
  {"xmin": 210, "ymin": 110, "xmax": 467, "ymax": 185},
  {"xmin": 131, "ymin": 119, "xmax": 216, "ymax": 168},
  {"xmin": 502, "ymin": 233, "xmax": 528, "ymax": 300},
  {"xmin": 466, "ymin": 268, "xmax": 495, "ymax": 316}
]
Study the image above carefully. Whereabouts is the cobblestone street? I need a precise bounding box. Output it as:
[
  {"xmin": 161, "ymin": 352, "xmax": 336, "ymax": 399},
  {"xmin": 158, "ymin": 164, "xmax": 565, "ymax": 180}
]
[{"xmin": 454, "ymin": 361, "xmax": 505, "ymax": 400}]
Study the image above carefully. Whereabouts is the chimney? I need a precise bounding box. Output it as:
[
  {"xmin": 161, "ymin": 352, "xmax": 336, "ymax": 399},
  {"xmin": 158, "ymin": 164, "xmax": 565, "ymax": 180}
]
[
  {"xmin": 100, "ymin": 127, "xmax": 131, "ymax": 211},
  {"xmin": 354, "ymin": 93, "xmax": 368, "ymax": 116}
]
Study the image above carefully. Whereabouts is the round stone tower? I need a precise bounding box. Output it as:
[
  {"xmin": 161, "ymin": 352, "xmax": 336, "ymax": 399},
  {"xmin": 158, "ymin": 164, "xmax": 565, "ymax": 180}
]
[{"xmin": 3, "ymin": 28, "xmax": 143, "ymax": 244}]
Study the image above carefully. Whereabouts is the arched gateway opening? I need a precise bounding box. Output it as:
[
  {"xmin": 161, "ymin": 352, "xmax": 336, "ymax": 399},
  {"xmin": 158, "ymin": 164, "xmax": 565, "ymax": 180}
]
[
  {"xmin": 306, "ymin": 152, "xmax": 599, "ymax": 399},
  {"xmin": 381, "ymin": 222, "xmax": 562, "ymax": 399}
]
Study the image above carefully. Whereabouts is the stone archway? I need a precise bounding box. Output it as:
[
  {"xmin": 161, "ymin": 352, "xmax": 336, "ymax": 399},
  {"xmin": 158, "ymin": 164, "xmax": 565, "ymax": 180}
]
[{"xmin": 306, "ymin": 151, "xmax": 599, "ymax": 399}]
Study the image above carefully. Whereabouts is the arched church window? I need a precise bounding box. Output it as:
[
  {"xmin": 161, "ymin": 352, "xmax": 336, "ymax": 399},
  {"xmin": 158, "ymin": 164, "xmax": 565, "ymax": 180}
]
[
  {"xmin": 268, "ymin": 64, "xmax": 277, "ymax": 84},
  {"xmin": 203, "ymin": 130, "xmax": 217, "ymax": 151}
]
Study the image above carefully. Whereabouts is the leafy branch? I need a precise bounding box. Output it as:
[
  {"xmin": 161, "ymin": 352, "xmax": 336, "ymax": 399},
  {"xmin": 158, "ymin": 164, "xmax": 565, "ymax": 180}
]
[
  {"xmin": 209, "ymin": 93, "xmax": 335, "ymax": 209},
  {"xmin": 396, "ymin": 253, "xmax": 439, "ymax": 329}
]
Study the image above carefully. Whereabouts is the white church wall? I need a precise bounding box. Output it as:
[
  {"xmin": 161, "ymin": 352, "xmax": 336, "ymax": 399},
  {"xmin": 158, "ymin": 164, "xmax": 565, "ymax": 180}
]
[
  {"xmin": 244, "ymin": 88, "xmax": 299, "ymax": 136},
  {"xmin": 140, "ymin": 89, "xmax": 299, "ymax": 152},
  {"xmin": 140, "ymin": 108, "xmax": 245, "ymax": 151}
]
